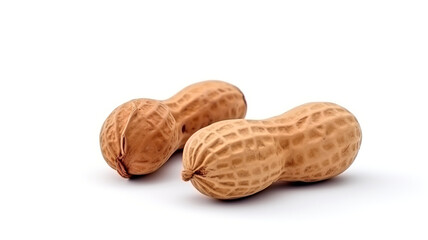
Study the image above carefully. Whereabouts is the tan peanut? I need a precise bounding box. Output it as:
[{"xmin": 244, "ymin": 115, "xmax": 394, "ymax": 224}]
[
  {"xmin": 100, "ymin": 80, "xmax": 247, "ymax": 178},
  {"xmin": 182, "ymin": 102, "xmax": 362, "ymax": 199}
]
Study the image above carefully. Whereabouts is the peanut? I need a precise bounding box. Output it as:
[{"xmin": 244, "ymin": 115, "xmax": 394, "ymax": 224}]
[
  {"xmin": 182, "ymin": 102, "xmax": 362, "ymax": 199},
  {"xmin": 100, "ymin": 80, "xmax": 247, "ymax": 178}
]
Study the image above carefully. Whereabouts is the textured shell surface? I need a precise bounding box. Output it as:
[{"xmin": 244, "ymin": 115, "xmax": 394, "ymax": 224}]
[
  {"xmin": 100, "ymin": 99, "xmax": 178, "ymax": 177},
  {"xmin": 182, "ymin": 102, "xmax": 362, "ymax": 199},
  {"xmin": 100, "ymin": 80, "xmax": 247, "ymax": 178}
]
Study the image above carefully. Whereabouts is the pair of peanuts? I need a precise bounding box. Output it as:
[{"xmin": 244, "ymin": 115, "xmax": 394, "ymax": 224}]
[{"xmin": 100, "ymin": 81, "xmax": 362, "ymax": 199}]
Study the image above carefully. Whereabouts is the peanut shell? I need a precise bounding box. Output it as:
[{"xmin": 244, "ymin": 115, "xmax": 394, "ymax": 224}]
[
  {"xmin": 182, "ymin": 102, "xmax": 362, "ymax": 199},
  {"xmin": 100, "ymin": 80, "xmax": 247, "ymax": 178}
]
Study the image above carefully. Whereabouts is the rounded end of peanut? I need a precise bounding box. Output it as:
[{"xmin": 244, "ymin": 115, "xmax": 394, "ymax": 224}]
[
  {"xmin": 182, "ymin": 169, "xmax": 194, "ymax": 181},
  {"xmin": 231, "ymin": 84, "xmax": 247, "ymax": 115},
  {"xmin": 239, "ymin": 89, "xmax": 247, "ymax": 110}
]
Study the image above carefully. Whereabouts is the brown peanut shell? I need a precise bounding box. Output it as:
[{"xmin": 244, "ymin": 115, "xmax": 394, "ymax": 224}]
[
  {"xmin": 182, "ymin": 102, "xmax": 362, "ymax": 199},
  {"xmin": 100, "ymin": 80, "xmax": 247, "ymax": 178}
]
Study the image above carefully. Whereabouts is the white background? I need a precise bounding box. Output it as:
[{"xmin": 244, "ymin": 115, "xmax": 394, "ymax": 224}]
[{"xmin": 1, "ymin": 0, "xmax": 427, "ymax": 239}]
